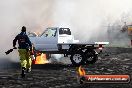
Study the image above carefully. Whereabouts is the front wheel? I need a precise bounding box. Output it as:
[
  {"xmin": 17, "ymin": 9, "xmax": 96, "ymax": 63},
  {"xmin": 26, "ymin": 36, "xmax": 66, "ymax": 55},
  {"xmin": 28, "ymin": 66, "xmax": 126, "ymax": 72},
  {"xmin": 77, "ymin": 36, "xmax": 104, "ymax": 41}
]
[{"xmin": 70, "ymin": 51, "xmax": 85, "ymax": 66}]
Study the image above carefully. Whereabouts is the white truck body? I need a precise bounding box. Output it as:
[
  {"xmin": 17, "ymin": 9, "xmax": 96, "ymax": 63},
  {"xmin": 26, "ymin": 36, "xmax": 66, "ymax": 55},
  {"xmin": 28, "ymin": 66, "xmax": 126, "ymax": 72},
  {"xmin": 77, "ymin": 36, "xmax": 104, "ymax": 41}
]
[{"xmin": 29, "ymin": 27, "xmax": 109, "ymax": 66}]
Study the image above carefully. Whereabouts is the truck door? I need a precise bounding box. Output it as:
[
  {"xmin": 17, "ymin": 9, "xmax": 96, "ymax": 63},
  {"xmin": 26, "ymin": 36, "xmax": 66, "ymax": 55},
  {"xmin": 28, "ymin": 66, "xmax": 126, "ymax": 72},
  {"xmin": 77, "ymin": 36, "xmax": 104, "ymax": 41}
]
[{"xmin": 34, "ymin": 28, "xmax": 58, "ymax": 51}]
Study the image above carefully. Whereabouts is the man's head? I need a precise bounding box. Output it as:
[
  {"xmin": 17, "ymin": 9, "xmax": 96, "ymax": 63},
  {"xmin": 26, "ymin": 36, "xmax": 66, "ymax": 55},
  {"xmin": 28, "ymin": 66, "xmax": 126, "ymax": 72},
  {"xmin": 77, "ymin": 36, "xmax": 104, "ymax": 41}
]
[{"xmin": 21, "ymin": 26, "xmax": 26, "ymax": 32}]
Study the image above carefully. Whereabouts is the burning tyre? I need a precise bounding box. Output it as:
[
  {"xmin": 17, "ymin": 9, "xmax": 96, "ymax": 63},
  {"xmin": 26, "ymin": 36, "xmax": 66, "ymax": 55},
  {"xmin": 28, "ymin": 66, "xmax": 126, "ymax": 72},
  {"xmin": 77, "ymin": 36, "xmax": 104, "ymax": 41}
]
[{"xmin": 32, "ymin": 52, "xmax": 50, "ymax": 64}]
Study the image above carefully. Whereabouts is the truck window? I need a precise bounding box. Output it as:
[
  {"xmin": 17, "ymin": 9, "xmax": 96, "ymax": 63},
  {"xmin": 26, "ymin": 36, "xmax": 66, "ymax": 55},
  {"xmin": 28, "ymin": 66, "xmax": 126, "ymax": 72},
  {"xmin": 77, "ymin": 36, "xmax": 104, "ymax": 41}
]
[
  {"xmin": 59, "ymin": 28, "xmax": 71, "ymax": 35},
  {"xmin": 41, "ymin": 28, "xmax": 57, "ymax": 37}
]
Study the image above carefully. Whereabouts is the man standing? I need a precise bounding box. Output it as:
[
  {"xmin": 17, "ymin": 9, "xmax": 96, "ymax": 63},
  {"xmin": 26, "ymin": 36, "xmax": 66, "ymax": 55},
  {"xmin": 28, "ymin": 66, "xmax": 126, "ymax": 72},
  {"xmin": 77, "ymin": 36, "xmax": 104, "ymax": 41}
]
[{"xmin": 13, "ymin": 26, "xmax": 32, "ymax": 78}]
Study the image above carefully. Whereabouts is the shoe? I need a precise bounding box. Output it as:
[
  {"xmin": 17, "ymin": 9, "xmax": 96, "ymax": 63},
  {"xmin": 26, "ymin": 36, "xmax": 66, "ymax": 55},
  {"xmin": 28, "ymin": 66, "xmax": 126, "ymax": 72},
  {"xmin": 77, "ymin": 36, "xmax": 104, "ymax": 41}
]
[
  {"xmin": 21, "ymin": 73, "xmax": 25, "ymax": 78},
  {"xmin": 26, "ymin": 68, "xmax": 31, "ymax": 73},
  {"xmin": 21, "ymin": 67, "xmax": 26, "ymax": 78}
]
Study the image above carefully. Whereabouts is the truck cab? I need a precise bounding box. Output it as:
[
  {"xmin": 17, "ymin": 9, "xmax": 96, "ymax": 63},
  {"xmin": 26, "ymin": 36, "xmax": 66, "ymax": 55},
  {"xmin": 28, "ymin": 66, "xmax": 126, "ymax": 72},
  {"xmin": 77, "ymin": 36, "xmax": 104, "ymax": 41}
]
[{"xmin": 29, "ymin": 27, "xmax": 79, "ymax": 51}]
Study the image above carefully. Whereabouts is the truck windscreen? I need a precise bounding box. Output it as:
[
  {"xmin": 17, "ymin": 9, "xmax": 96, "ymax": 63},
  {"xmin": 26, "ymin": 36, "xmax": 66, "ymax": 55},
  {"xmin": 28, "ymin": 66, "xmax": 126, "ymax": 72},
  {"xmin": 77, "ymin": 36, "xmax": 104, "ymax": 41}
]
[
  {"xmin": 59, "ymin": 28, "xmax": 71, "ymax": 35},
  {"xmin": 41, "ymin": 28, "xmax": 57, "ymax": 37}
]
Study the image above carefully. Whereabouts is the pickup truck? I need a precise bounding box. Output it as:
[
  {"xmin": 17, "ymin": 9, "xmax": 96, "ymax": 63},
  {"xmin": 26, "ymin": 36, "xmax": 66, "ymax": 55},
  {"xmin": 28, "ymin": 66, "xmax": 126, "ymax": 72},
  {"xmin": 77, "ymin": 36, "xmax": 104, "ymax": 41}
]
[{"xmin": 28, "ymin": 27, "xmax": 109, "ymax": 66}]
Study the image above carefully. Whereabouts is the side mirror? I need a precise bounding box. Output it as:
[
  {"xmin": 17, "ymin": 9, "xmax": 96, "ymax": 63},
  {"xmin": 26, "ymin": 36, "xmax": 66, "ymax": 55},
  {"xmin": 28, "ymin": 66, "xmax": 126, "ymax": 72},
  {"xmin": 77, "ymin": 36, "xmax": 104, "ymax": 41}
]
[{"xmin": 45, "ymin": 34, "xmax": 48, "ymax": 37}]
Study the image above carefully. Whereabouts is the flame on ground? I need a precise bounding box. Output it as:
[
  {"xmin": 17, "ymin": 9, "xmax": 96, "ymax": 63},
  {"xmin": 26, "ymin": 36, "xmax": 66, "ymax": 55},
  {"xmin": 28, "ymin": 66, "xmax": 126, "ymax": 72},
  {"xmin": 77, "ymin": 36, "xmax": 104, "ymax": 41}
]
[
  {"xmin": 78, "ymin": 66, "xmax": 86, "ymax": 76},
  {"xmin": 35, "ymin": 53, "xmax": 50, "ymax": 64}
]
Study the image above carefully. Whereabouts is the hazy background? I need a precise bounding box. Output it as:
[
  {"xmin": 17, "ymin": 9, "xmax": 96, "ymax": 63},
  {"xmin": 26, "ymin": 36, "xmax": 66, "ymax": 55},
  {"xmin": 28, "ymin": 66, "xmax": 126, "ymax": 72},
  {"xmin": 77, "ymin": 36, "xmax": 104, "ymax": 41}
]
[{"xmin": 0, "ymin": 0, "xmax": 132, "ymax": 64}]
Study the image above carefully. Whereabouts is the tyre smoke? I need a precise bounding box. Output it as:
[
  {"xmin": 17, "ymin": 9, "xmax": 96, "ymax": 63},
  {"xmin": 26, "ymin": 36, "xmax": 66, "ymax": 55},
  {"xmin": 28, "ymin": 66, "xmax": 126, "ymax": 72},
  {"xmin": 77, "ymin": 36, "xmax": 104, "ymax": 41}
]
[{"xmin": 0, "ymin": 0, "xmax": 132, "ymax": 65}]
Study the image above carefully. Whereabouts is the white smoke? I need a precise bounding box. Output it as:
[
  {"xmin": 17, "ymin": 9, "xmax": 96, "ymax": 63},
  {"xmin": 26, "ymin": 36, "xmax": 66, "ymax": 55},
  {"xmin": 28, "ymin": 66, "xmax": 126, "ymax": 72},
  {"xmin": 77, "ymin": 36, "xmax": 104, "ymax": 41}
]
[
  {"xmin": 48, "ymin": 0, "xmax": 132, "ymax": 42},
  {"xmin": 50, "ymin": 54, "xmax": 63, "ymax": 62},
  {"xmin": 70, "ymin": 0, "xmax": 132, "ymax": 42},
  {"xmin": 0, "ymin": 0, "xmax": 54, "ymax": 62},
  {"xmin": 0, "ymin": 0, "xmax": 132, "ymax": 63}
]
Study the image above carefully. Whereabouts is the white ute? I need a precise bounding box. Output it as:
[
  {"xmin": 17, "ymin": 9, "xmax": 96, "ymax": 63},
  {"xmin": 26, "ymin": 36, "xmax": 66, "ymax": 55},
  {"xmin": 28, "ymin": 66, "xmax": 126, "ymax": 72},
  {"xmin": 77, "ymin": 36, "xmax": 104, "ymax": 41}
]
[{"xmin": 29, "ymin": 27, "xmax": 109, "ymax": 66}]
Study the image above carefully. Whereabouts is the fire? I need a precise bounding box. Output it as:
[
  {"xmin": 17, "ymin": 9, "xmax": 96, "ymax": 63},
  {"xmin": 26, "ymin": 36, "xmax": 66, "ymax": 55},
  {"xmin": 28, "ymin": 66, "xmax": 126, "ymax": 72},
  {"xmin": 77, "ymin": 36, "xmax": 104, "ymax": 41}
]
[
  {"xmin": 78, "ymin": 66, "xmax": 86, "ymax": 76},
  {"xmin": 35, "ymin": 53, "xmax": 50, "ymax": 64}
]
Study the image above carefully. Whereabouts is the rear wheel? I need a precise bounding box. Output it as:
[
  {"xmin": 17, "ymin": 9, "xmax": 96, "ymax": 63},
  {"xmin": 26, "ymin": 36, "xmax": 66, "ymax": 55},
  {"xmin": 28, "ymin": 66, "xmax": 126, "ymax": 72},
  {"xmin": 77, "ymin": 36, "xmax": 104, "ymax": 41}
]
[
  {"xmin": 85, "ymin": 50, "xmax": 98, "ymax": 64},
  {"xmin": 70, "ymin": 50, "xmax": 85, "ymax": 66}
]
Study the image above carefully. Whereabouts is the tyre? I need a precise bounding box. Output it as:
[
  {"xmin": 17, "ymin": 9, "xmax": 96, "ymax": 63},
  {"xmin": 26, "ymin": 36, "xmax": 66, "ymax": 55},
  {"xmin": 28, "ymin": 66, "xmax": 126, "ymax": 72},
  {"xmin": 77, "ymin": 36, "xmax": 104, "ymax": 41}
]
[
  {"xmin": 70, "ymin": 50, "xmax": 85, "ymax": 66},
  {"xmin": 46, "ymin": 53, "xmax": 51, "ymax": 60},
  {"xmin": 85, "ymin": 50, "xmax": 98, "ymax": 64}
]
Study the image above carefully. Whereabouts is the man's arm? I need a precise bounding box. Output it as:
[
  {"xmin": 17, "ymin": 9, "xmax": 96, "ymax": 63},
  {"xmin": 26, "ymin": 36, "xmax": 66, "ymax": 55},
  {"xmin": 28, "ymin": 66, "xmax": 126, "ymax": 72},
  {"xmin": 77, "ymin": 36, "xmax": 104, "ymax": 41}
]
[
  {"xmin": 13, "ymin": 35, "xmax": 18, "ymax": 48},
  {"xmin": 26, "ymin": 35, "xmax": 32, "ymax": 47}
]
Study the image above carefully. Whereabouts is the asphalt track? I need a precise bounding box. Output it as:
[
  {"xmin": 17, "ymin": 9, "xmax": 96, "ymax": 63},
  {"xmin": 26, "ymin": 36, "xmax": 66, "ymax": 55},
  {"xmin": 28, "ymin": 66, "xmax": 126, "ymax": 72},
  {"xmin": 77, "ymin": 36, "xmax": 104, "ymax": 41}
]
[{"xmin": 0, "ymin": 47, "xmax": 132, "ymax": 88}]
